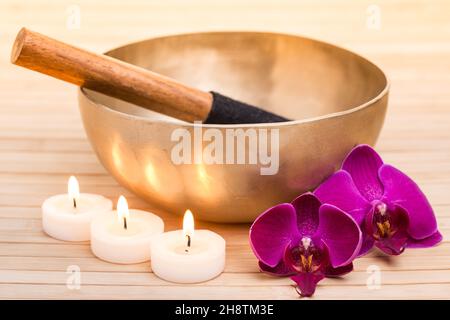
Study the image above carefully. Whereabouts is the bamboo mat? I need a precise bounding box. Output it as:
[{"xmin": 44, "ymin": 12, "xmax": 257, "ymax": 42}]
[{"xmin": 0, "ymin": 0, "xmax": 449, "ymax": 299}]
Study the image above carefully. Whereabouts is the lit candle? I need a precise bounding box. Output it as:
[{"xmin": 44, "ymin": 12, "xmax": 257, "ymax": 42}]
[
  {"xmin": 90, "ymin": 195, "xmax": 164, "ymax": 264},
  {"xmin": 151, "ymin": 210, "xmax": 226, "ymax": 283},
  {"xmin": 42, "ymin": 176, "xmax": 113, "ymax": 241}
]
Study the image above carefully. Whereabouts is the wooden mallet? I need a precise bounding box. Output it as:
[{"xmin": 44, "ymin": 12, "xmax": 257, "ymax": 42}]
[{"xmin": 11, "ymin": 28, "xmax": 289, "ymax": 124}]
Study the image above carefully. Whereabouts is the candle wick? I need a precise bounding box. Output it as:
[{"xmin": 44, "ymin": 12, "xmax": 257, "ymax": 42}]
[
  {"xmin": 185, "ymin": 234, "xmax": 191, "ymax": 253},
  {"xmin": 73, "ymin": 198, "xmax": 77, "ymax": 209},
  {"xmin": 123, "ymin": 217, "xmax": 128, "ymax": 230}
]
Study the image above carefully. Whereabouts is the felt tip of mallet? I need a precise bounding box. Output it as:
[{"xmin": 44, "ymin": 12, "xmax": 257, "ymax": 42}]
[{"xmin": 205, "ymin": 92, "xmax": 290, "ymax": 124}]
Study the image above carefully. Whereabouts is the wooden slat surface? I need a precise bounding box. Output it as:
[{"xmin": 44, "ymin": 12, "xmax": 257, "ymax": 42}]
[{"xmin": 0, "ymin": 0, "xmax": 449, "ymax": 299}]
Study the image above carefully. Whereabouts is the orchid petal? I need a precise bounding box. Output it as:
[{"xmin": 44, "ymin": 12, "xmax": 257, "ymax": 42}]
[
  {"xmin": 342, "ymin": 144, "xmax": 384, "ymax": 201},
  {"xmin": 291, "ymin": 272, "xmax": 325, "ymax": 297},
  {"xmin": 291, "ymin": 192, "xmax": 321, "ymax": 236},
  {"xmin": 258, "ymin": 260, "xmax": 295, "ymax": 277},
  {"xmin": 249, "ymin": 203, "xmax": 300, "ymax": 267},
  {"xmin": 325, "ymin": 263, "xmax": 354, "ymax": 277},
  {"xmin": 407, "ymin": 230, "xmax": 443, "ymax": 248},
  {"xmin": 316, "ymin": 204, "xmax": 362, "ymax": 267},
  {"xmin": 314, "ymin": 170, "xmax": 370, "ymax": 224},
  {"xmin": 374, "ymin": 237, "xmax": 407, "ymax": 255},
  {"xmin": 357, "ymin": 233, "xmax": 375, "ymax": 256},
  {"xmin": 379, "ymin": 164, "xmax": 438, "ymax": 239}
]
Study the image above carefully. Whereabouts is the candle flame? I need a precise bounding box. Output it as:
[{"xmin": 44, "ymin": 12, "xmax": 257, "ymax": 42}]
[
  {"xmin": 183, "ymin": 209, "xmax": 195, "ymax": 238},
  {"xmin": 117, "ymin": 195, "xmax": 130, "ymax": 224},
  {"xmin": 68, "ymin": 176, "xmax": 80, "ymax": 204}
]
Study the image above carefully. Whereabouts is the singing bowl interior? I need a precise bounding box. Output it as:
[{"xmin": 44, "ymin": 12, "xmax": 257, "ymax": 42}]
[{"xmin": 78, "ymin": 32, "xmax": 388, "ymax": 223}]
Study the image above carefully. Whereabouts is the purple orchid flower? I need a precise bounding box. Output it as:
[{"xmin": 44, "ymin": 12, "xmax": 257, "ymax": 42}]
[
  {"xmin": 249, "ymin": 193, "xmax": 362, "ymax": 297},
  {"xmin": 315, "ymin": 144, "xmax": 442, "ymax": 256}
]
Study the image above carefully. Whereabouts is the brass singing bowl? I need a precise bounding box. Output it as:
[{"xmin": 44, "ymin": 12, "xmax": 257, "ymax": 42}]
[{"xmin": 78, "ymin": 32, "xmax": 388, "ymax": 223}]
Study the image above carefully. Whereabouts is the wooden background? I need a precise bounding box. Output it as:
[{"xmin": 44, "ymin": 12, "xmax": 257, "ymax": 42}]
[{"xmin": 0, "ymin": 0, "xmax": 449, "ymax": 299}]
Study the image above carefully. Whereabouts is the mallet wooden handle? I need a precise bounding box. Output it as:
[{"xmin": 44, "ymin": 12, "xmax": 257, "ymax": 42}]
[{"xmin": 11, "ymin": 28, "xmax": 212, "ymax": 122}]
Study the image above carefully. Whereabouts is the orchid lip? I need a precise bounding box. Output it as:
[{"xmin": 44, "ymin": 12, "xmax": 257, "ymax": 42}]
[
  {"xmin": 370, "ymin": 201, "xmax": 394, "ymax": 239},
  {"xmin": 366, "ymin": 200, "xmax": 409, "ymax": 255},
  {"xmin": 285, "ymin": 236, "xmax": 326, "ymax": 275}
]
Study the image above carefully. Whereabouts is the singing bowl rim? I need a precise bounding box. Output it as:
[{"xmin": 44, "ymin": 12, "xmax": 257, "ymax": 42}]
[{"xmin": 79, "ymin": 31, "xmax": 389, "ymax": 127}]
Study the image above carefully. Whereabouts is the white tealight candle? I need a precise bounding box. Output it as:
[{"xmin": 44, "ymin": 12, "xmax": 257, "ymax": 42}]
[
  {"xmin": 151, "ymin": 210, "xmax": 226, "ymax": 283},
  {"xmin": 90, "ymin": 196, "xmax": 164, "ymax": 264},
  {"xmin": 42, "ymin": 176, "xmax": 113, "ymax": 241}
]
